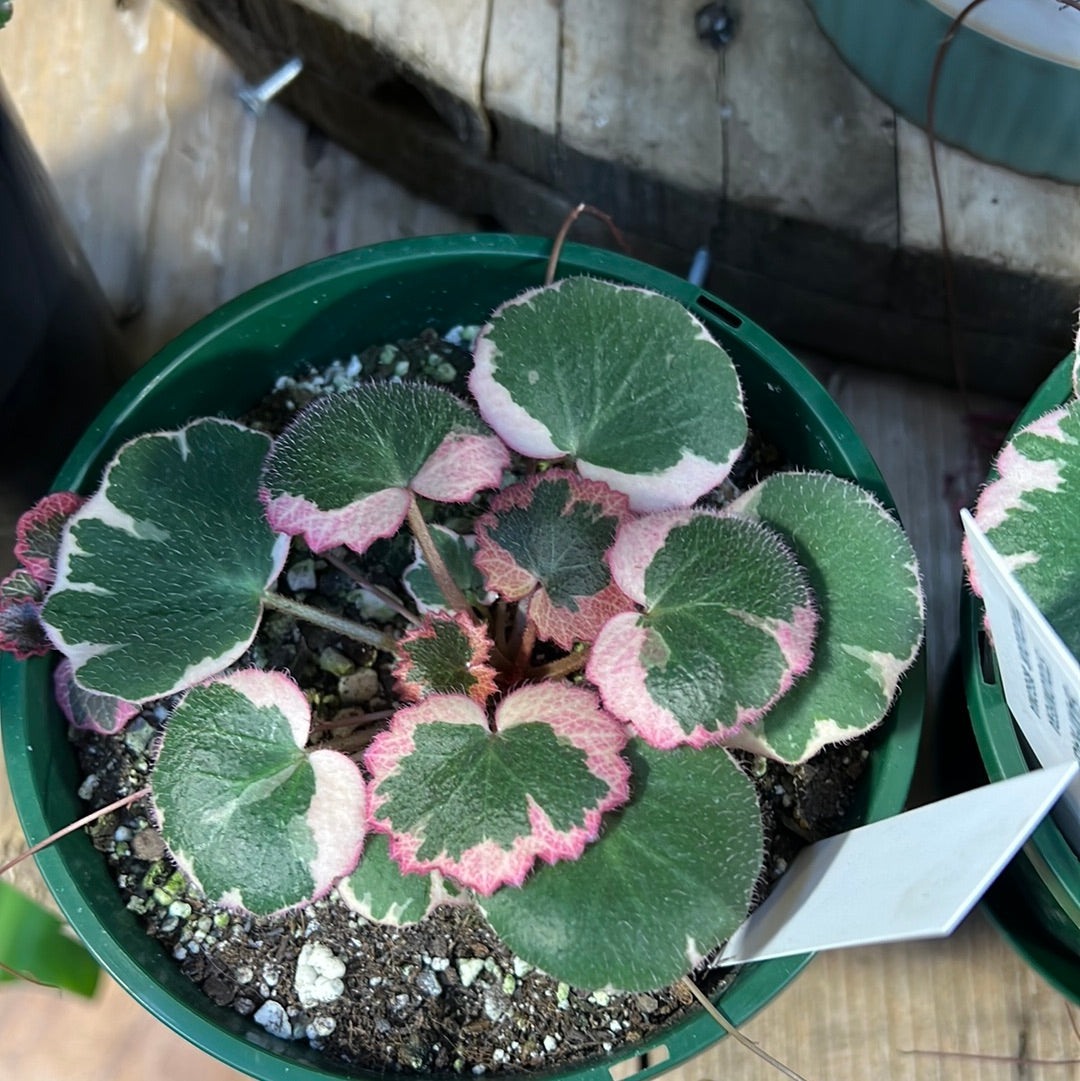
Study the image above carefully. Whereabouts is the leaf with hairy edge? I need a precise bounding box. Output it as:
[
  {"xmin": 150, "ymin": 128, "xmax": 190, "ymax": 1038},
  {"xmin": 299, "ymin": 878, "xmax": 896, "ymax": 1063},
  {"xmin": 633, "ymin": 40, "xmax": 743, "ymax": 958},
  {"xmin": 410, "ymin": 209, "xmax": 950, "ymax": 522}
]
[
  {"xmin": 480, "ymin": 740, "xmax": 763, "ymax": 991},
  {"xmin": 402, "ymin": 525, "xmax": 494, "ymax": 614},
  {"xmin": 0, "ymin": 569, "xmax": 49, "ymax": 659},
  {"xmin": 365, "ymin": 684, "xmax": 630, "ymax": 895},
  {"xmin": 469, "ymin": 277, "xmax": 747, "ymax": 513},
  {"xmin": 726, "ymin": 472, "xmax": 924, "ymax": 764},
  {"xmin": 393, "ymin": 612, "xmax": 498, "ymax": 704},
  {"xmin": 262, "ymin": 383, "xmax": 508, "ymax": 556},
  {"xmin": 968, "ymin": 400, "xmax": 1080, "ymax": 657},
  {"xmin": 41, "ymin": 419, "xmax": 289, "ymax": 703},
  {"xmin": 14, "ymin": 491, "xmax": 84, "ymax": 586},
  {"xmin": 587, "ymin": 512, "xmax": 816, "ymax": 748},
  {"xmin": 338, "ymin": 833, "xmax": 459, "ymax": 927},
  {"xmin": 53, "ymin": 658, "xmax": 140, "ymax": 735},
  {"xmin": 474, "ymin": 471, "xmax": 634, "ymax": 649},
  {"xmin": 151, "ymin": 670, "xmax": 366, "ymax": 915}
]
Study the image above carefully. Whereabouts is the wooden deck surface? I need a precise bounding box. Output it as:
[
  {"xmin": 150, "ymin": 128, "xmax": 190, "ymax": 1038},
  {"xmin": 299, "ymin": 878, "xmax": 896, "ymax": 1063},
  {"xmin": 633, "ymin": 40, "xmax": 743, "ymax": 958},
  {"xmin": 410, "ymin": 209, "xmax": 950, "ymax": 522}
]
[{"xmin": 0, "ymin": 3, "xmax": 1078, "ymax": 1079}]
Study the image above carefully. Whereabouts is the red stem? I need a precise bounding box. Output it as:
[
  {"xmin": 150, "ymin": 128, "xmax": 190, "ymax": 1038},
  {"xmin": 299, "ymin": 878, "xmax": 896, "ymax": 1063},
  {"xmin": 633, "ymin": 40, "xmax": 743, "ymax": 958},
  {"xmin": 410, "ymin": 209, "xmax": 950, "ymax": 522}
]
[{"xmin": 544, "ymin": 203, "xmax": 632, "ymax": 286}]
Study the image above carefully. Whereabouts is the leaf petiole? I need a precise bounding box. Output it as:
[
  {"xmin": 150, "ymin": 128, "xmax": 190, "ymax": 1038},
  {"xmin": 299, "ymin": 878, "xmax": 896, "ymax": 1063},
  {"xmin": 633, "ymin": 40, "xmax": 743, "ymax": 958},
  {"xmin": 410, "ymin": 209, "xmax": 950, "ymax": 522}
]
[{"xmin": 261, "ymin": 591, "xmax": 398, "ymax": 652}]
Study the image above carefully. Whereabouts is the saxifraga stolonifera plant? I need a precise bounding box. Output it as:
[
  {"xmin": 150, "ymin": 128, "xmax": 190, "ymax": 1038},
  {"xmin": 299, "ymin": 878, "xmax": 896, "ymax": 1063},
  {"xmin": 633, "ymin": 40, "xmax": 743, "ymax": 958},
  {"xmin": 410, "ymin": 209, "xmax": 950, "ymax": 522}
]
[{"xmin": 0, "ymin": 268, "xmax": 924, "ymax": 995}]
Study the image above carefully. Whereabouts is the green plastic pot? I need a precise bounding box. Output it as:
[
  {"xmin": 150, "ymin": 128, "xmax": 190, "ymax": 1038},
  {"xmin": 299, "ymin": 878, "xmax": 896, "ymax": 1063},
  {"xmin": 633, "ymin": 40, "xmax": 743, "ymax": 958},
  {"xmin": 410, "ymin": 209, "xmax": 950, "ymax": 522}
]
[
  {"xmin": 961, "ymin": 354, "xmax": 1080, "ymax": 1003},
  {"xmin": 806, "ymin": 0, "xmax": 1080, "ymax": 183},
  {"xmin": 0, "ymin": 234, "xmax": 925, "ymax": 1080}
]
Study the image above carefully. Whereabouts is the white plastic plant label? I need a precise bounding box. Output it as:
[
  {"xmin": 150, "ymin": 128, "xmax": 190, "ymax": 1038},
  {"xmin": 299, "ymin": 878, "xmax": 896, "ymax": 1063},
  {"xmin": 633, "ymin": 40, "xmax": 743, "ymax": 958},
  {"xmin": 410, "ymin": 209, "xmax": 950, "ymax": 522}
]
[
  {"xmin": 961, "ymin": 509, "xmax": 1080, "ymax": 850},
  {"xmin": 720, "ymin": 761, "xmax": 1077, "ymax": 964}
]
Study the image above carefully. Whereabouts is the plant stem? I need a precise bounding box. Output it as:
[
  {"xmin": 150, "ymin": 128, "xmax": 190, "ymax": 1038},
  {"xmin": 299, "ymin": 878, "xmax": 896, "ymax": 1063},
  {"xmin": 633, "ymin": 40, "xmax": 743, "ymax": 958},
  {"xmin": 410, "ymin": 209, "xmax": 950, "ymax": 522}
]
[
  {"xmin": 527, "ymin": 648, "xmax": 589, "ymax": 680},
  {"xmin": 261, "ymin": 591, "xmax": 397, "ymax": 652},
  {"xmin": 680, "ymin": 977, "xmax": 808, "ymax": 1081},
  {"xmin": 544, "ymin": 203, "xmax": 632, "ymax": 286},
  {"xmin": 310, "ymin": 709, "xmax": 394, "ymax": 734},
  {"xmin": 510, "ymin": 622, "xmax": 538, "ymax": 684},
  {"xmin": 0, "ymin": 787, "xmax": 151, "ymax": 879},
  {"xmin": 321, "ymin": 550, "xmax": 421, "ymax": 626},
  {"xmin": 406, "ymin": 494, "xmax": 471, "ymax": 615}
]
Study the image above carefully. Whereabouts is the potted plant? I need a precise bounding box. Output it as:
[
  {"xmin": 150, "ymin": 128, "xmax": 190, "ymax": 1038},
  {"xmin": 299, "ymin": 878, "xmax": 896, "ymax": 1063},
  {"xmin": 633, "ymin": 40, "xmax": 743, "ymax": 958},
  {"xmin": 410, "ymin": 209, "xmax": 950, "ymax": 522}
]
[
  {"xmin": 1, "ymin": 233, "xmax": 925, "ymax": 1079},
  {"xmin": 961, "ymin": 353, "xmax": 1080, "ymax": 1002}
]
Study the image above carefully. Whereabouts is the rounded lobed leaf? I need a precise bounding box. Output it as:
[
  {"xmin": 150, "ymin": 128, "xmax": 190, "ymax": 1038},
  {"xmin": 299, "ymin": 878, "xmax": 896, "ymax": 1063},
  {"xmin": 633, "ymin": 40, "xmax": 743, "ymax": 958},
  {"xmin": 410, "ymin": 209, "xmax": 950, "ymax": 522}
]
[
  {"xmin": 393, "ymin": 611, "xmax": 498, "ymax": 705},
  {"xmin": 480, "ymin": 740, "xmax": 763, "ymax": 991},
  {"xmin": 474, "ymin": 470, "xmax": 634, "ymax": 649},
  {"xmin": 402, "ymin": 524, "xmax": 494, "ymax": 614},
  {"xmin": 726, "ymin": 472, "xmax": 925, "ymax": 763},
  {"xmin": 365, "ymin": 684, "xmax": 630, "ymax": 895},
  {"xmin": 469, "ymin": 277, "xmax": 747, "ymax": 512},
  {"xmin": 41, "ymin": 419, "xmax": 290, "ymax": 703},
  {"xmin": 261, "ymin": 383, "xmax": 508, "ymax": 556},
  {"xmin": 151, "ymin": 669, "xmax": 367, "ymax": 916},
  {"xmin": 337, "ymin": 832, "xmax": 458, "ymax": 927},
  {"xmin": 967, "ymin": 400, "xmax": 1080, "ymax": 657},
  {"xmin": 0, "ymin": 568, "xmax": 49, "ymax": 659},
  {"xmin": 588, "ymin": 511, "xmax": 817, "ymax": 748},
  {"xmin": 14, "ymin": 491, "xmax": 85, "ymax": 586},
  {"xmin": 53, "ymin": 658, "xmax": 140, "ymax": 735}
]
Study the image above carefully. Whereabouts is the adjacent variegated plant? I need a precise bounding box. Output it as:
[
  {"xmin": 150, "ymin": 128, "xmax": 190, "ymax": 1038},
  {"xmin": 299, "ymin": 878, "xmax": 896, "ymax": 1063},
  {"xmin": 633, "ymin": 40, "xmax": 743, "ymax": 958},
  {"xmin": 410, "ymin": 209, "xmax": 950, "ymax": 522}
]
[
  {"xmin": 965, "ymin": 390, "xmax": 1080, "ymax": 658},
  {"xmin": 5, "ymin": 274, "xmax": 924, "ymax": 993}
]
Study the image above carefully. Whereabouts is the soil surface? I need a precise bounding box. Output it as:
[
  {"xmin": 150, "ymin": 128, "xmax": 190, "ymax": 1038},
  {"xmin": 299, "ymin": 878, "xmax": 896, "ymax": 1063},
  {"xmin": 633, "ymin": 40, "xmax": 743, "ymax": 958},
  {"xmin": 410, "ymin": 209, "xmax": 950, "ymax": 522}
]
[{"xmin": 70, "ymin": 333, "xmax": 868, "ymax": 1077}]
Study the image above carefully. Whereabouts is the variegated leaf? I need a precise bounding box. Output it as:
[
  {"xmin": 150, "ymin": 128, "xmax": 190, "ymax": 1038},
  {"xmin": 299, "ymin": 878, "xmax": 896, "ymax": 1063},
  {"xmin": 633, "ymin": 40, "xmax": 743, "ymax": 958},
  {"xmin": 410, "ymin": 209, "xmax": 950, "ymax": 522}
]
[
  {"xmin": 53, "ymin": 658, "xmax": 140, "ymax": 735},
  {"xmin": 262, "ymin": 383, "xmax": 508, "ymax": 556},
  {"xmin": 393, "ymin": 612, "xmax": 498, "ymax": 704},
  {"xmin": 726, "ymin": 472, "xmax": 924, "ymax": 763},
  {"xmin": 402, "ymin": 524, "xmax": 493, "ymax": 614},
  {"xmin": 41, "ymin": 419, "xmax": 289, "ymax": 702},
  {"xmin": 474, "ymin": 470, "xmax": 634, "ymax": 649},
  {"xmin": 365, "ymin": 684, "xmax": 630, "ymax": 895},
  {"xmin": 13, "ymin": 491, "xmax": 84, "ymax": 586},
  {"xmin": 469, "ymin": 277, "xmax": 747, "ymax": 512},
  {"xmin": 151, "ymin": 670, "xmax": 367, "ymax": 915},
  {"xmin": 587, "ymin": 511, "xmax": 817, "ymax": 748}
]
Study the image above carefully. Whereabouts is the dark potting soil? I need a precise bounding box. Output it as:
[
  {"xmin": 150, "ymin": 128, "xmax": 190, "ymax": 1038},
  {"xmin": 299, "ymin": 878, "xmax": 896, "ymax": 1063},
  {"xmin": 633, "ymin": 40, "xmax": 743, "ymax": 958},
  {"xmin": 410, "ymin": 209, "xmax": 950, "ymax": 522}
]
[{"xmin": 69, "ymin": 330, "xmax": 869, "ymax": 1077}]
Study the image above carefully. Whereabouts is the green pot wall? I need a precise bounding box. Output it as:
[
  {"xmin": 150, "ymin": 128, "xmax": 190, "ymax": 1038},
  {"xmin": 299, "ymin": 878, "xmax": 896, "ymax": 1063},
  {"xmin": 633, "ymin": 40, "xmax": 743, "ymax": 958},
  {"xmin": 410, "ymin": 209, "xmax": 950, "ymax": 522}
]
[
  {"xmin": 807, "ymin": 0, "xmax": 1080, "ymax": 183},
  {"xmin": 962, "ymin": 354, "xmax": 1080, "ymax": 1002},
  {"xmin": 0, "ymin": 235, "xmax": 926, "ymax": 1081}
]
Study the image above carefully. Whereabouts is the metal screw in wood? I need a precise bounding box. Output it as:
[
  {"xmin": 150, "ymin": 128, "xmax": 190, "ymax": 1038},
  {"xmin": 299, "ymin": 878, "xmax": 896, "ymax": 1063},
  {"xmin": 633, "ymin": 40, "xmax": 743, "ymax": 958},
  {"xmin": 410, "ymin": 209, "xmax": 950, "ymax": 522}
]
[{"xmin": 237, "ymin": 57, "xmax": 304, "ymax": 117}]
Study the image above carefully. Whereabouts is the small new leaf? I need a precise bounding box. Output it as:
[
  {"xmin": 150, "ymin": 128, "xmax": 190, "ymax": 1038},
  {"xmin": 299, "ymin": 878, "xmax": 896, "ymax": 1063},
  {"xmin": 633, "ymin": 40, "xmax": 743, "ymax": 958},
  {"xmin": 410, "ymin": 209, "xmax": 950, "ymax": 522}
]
[
  {"xmin": 365, "ymin": 684, "xmax": 630, "ymax": 895},
  {"xmin": 474, "ymin": 470, "xmax": 634, "ymax": 649},
  {"xmin": 727, "ymin": 472, "xmax": 924, "ymax": 763},
  {"xmin": 151, "ymin": 670, "xmax": 367, "ymax": 915},
  {"xmin": 41, "ymin": 419, "xmax": 290, "ymax": 702},
  {"xmin": 0, "ymin": 569, "xmax": 49, "ymax": 659},
  {"xmin": 393, "ymin": 612, "xmax": 498, "ymax": 704},
  {"xmin": 469, "ymin": 277, "xmax": 747, "ymax": 511},
  {"xmin": 480, "ymin": 740, "xmax": 763, "ymax": 991},
  {"xmin": 588, "ymin": 511, "xmax": 817, "ymax": 747},
  {"xmin": 53, "ymin": 659, "xmax": 140, "ymax": 735},
  {"xmin": 262, "ymin": 383, "xmax": 508, "ymax": 556},
  {"xmin": 402, "ymin": 524, "xmax": 493, "ymax": 614}
]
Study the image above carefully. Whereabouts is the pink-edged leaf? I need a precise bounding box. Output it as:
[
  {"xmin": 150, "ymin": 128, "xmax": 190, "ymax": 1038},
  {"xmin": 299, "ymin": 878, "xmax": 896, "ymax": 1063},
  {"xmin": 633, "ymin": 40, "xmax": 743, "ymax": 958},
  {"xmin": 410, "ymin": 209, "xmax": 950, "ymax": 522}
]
[
  {"xmin": 13, "ymin": 491, "xmax": 84, "ymax": 586},
  {"xmin": 588, "ymin": 511, "xmax": 817, "ymax": 748},
  {"xmin": 365, "ymin": 684, "xmax": 630, "ymax": 895},
  {"xmin": 53, "ymin": 658, "xmax": 140, "ymax": 734},
  {"xmin": 474, "ymin": 470, "xmax": 634, "ymax": 649},
  {"xmin": 393, "ymin": 612, "xmax": 498, "ymax": 705},
  {"xmin": 0, "ymin": 568, "xmax": 50, "ymax": 659},
  {"xmin": 261, "ymin": 383, "xmax": 508, "ymax": 556},
  {"xmin": 152, "ymin": 670, "xmax": 367, "ymax": 915}
]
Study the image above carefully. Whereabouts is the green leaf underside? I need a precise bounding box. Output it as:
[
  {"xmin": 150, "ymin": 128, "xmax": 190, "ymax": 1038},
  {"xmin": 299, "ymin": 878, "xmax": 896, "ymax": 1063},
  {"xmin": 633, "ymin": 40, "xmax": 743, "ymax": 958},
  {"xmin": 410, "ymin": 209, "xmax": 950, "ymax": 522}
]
[
  {"xmin": 594, "ymin": 515, "xmax": 813, "ymax": 745},
  {"xmin": 338, "ymin": 833, "xmax": 435, "ymax": 926},
  {"xmin": 477, "ymin": 474, "xmax": 618, "ymax": 608},
  {"xmin": 974, "ymin": 402, "xmax": 1080, "ymax": 657},
  {"xmin": 728, "ymin": 472, "xmax": 923, "ymax": 763},
  {"xmin": 41, "ymin": 420, "xmax": 285, "ymax": 702},
  {"xmin": 475, "ymin": 278, "xmax": 745, "ymax": 476},
  {"xmin": 153, "ymin": 680, "xmax": 320, "ymax": 913},
  {"xmin": 403, "ymin": 525, "xmax": 490, "ymax": 612},
  {"xmin": 394, "ymin": 614, "xmax": 496, "ymax": 703},
  {"xmin": 263, "ymin": 383, "xmax": 495, "ymax": 509},
  {"xmin": 480, "ymin": 741, "xmax": 762, "ymax": 992},
  {"xmin": 377, "ymin": 722, "xmax": 607, "ymax": 862}
]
